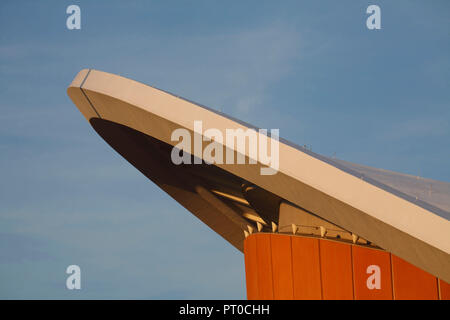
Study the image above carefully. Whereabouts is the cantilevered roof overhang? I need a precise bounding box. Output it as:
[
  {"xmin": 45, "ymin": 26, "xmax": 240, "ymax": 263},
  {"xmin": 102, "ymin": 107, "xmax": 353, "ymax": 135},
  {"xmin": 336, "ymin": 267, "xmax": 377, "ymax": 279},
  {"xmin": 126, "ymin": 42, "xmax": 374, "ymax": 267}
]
[{"xmin": 67, "ymin": 69, "xmax": 450, "ymax": 282}]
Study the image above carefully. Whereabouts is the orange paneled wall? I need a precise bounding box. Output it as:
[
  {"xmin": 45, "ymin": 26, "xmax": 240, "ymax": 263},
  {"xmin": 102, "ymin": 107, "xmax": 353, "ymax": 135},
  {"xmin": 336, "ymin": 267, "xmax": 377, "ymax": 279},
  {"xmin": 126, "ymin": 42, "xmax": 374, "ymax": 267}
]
[
  {"xmin": 392, "ymin": 255, "xmax": 438, "ymax": 300},
  {"xmin": 254, "ymin": 233, "xmax": 273, "ymax": 299},
  {"xmin": 320, "ymin": 240, "xmax": 353, "ymax": 299},
  {"xmin": 270, "ymin": 234, "xmax": 294, "ymax": 299},
  {"xmin": 243, "ymin": 233, "xmax": 448, "ymax": 300},
  {"xmin": 291, "ymin": 236, "xmax": 322, "ymax": 299},
  {"xmin": 243, "ymin": 234, "xmax": 259, "ymax": 299},
  {"xmin": 352, "ymin": 245, "xmax": 393, "ymax": 299},
  {"xmin": 440, "ymin": 280, "xmax": 450, "ymax": 300}
]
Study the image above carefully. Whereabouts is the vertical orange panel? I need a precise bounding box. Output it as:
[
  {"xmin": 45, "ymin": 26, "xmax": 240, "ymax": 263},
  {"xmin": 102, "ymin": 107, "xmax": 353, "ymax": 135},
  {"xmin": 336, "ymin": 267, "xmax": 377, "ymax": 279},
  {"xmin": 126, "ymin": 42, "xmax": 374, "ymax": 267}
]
[
  {"xmin": 392, "ymin": 255, "xmax": 438, "ymax": 300},
  {"xmin": 320, "ymin": 239, "xmax": 354, "ymax": 300},
  {"xmin": 352, "ymin": 246, "xmax": 393, "ymax": 300},
  {"xmin": 291, "ymin": 237, "xmax": 322, "ymax": 299},
  {"xmin": 270, "ymin": 234, "xmax": 294, "ymax": 299},
  {"xmin": 439, "ymin": 280, "xmax": 450, "ymax": 300},
  {"xmin": 255, "ymin": 233, "xmax": 274, "ymax": 299},
  {"xmin": 244, "ymin": 235, "xmax": 259, "ymax": 300}
]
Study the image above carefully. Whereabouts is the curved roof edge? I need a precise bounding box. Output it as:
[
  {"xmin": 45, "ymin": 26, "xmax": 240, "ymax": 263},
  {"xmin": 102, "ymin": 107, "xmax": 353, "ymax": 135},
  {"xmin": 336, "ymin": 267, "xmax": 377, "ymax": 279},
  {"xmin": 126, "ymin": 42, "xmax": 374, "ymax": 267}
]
[{"xmin": 67, "ymin": 68, "xmax": 450, "ymax": 282}]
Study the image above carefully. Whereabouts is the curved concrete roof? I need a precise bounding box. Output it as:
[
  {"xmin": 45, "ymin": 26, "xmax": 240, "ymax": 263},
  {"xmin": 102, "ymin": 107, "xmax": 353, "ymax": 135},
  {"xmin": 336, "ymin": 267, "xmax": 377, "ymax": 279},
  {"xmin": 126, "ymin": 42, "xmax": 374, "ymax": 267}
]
[{"xmin": 67, "ymin": 69, "xmax": 450, "ymax": 282}]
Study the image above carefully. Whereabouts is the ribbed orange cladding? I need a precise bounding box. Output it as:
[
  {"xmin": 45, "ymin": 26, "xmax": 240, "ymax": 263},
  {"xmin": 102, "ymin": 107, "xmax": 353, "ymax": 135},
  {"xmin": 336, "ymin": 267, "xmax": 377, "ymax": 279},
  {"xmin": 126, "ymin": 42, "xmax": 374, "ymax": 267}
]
[
  {"xmin": 270, "ymin": 234, "xmax": 294, "ymax": 299},
  {"xmin": 254, "ymin": 234, "xmax": 274, "ymax": 299},
  {"xmin": 291, "ymin": 236, "xmax": 322, "ymax": 299},
  {"xmin": 243, "ymin": 234, "xmax": 259, "ymax": 300},
  {"xmin": 392, "ymin": 255, "xmax": 439, "ymax": 300},
  {"xmin": 439, "ymin": 280, "xmax": 450, "ymax": 300},
  {"xmin": 243, "ymin": 233, "xmax": 446, "ymax": 300},
  {"xmin": 319, "ymin": 239, "xmax": 354, "ymax": 300},
  {"xmin": 352, "ymin": 245, "xmax": 393, "ymax": 300}
]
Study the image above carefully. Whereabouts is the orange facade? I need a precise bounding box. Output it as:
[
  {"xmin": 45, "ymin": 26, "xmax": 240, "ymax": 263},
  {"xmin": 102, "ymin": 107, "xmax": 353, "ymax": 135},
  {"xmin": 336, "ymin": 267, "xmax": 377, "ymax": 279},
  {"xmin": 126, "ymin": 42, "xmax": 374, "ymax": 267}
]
[
  {"xmin": 244, "ymin": 233, "xmax": 448, "ymax": 300},
  {"xmin": 291, "ymin": 236, "xmax": 322, "ymax": 299},
  {"xmin": 352, "ymin": 245, "xmax": 393, "ymax": 299},
  {"xmin": 391, "ymin": 255, "xmax": 438, "ymax": 300},
  {"xmin": 320, "ymin": 240, "xmax": 353, "ymax": 299}
]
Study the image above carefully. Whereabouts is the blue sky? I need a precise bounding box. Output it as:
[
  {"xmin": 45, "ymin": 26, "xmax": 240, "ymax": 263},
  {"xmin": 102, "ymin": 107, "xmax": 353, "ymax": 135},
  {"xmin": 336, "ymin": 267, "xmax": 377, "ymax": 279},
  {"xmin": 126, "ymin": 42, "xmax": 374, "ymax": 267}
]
[{"xmin": 0, "ymin": 0, "xmax": 449, "ymax": 299}]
